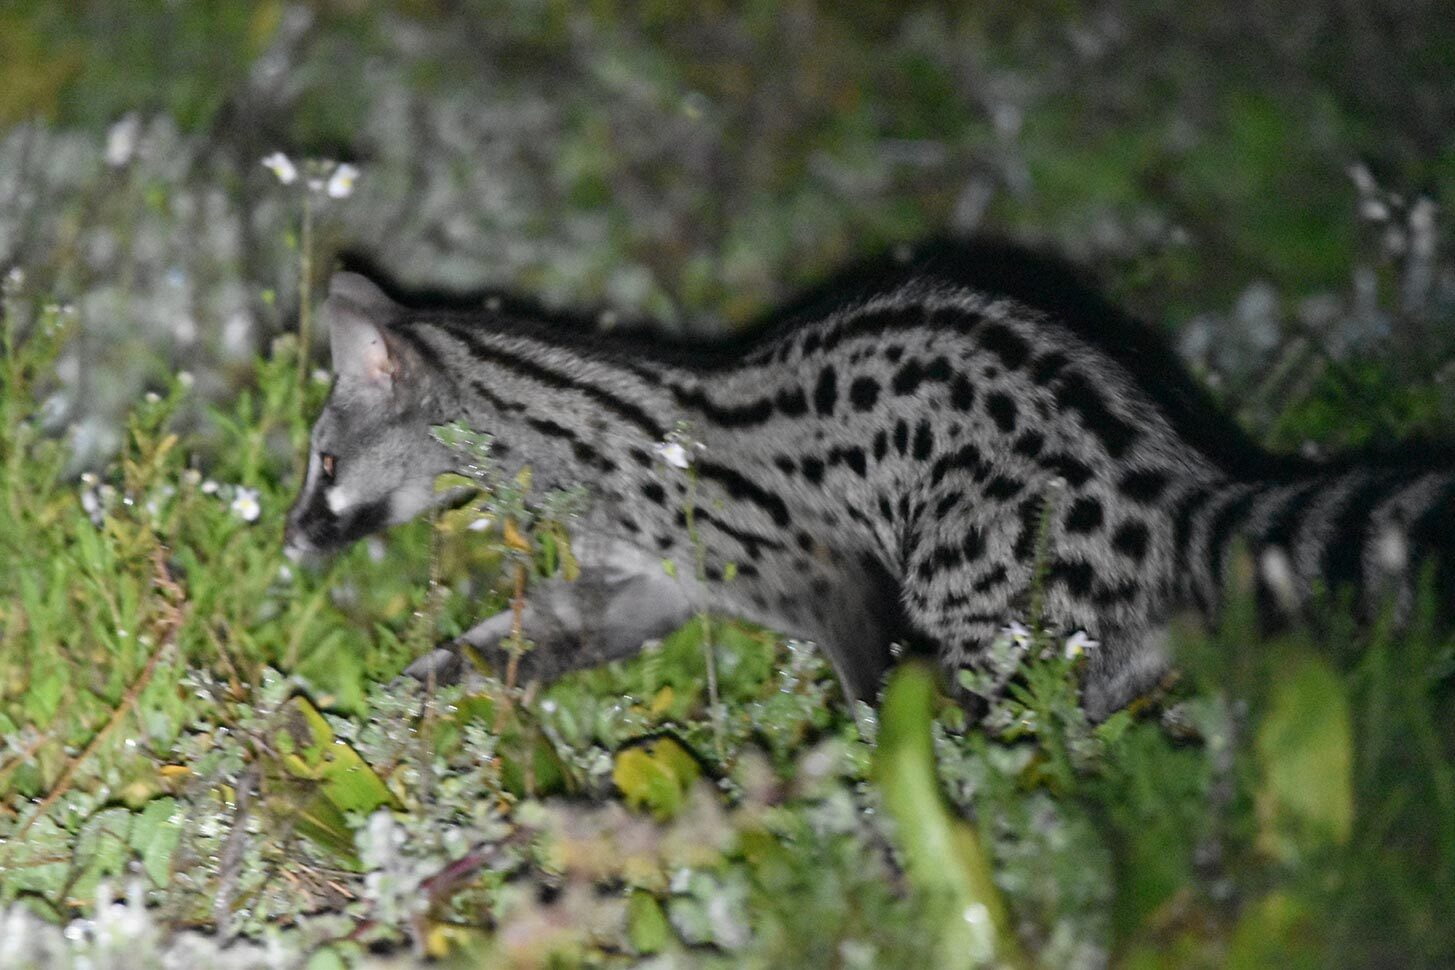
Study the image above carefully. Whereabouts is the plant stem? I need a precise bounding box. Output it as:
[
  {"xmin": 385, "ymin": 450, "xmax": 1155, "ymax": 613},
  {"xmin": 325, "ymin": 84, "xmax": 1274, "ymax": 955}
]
[
  {"xmin": 296, "ymin": 192, "xmax": 315, "ymax": 424},
  {"xmin": 683, "ymin": 464, "xmax": 725, "ymax": 761}
]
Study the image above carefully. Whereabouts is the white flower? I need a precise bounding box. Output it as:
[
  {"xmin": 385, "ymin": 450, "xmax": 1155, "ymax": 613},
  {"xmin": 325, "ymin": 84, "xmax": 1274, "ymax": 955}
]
[
  {"xmin": 655, "ymin": 440, "xmax": 691, "ymax": 469},
  {"xmin": 230, "ymin": 487, "xmax": 261, "ymax": 523},
  {"xmin": 1064, "ymin": 630, "xmax": 1099, "ymax": 659},
  {"xmin": 326, "ymin": 163, "xmax": 359, "ymax": 198},
  {"xmin": 176, "ymin": 370, "xmax": 194, "ymax": 388},
  {"xmin": 1003, "ymin": 621, "xmax": 1032, "ymax": 647},
  {"xmin": 104, "ymin": 114, "xmax": 140, "ymax": 167},
  {"xmin": 80, "ymin": 486, "xmax": 103, "ymax": 524},
  {"xmin": 260, "ymin": 151, "xmax": 297, "ymax": 185},
  {"xmin": 201, "ymin": 479, "xmax": 219, "ymax": 494}
]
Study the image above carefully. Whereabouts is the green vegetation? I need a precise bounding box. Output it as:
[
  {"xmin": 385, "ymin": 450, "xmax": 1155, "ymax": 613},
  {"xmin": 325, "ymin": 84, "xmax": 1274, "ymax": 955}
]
[{"xmin": 3, "ymin": 264, "xmax": 1455, "ymax": 968}]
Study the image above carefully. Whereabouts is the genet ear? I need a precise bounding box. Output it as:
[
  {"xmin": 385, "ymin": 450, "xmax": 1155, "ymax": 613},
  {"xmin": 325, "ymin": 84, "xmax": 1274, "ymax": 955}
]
[{"xmin": 325, "ymin": 272, "xmax": 402, "ymax": 391}]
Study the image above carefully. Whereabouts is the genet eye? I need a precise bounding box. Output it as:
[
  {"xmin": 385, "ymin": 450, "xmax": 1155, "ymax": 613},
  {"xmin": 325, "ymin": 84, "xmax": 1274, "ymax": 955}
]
[{"xmin": 320, "ymin": 453, "xmax": 337, "ymax": 479}]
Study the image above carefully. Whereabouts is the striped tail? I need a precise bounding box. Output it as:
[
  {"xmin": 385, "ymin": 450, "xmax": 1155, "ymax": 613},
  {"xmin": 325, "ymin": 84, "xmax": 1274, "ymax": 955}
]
[{"xmin": 1178, "ymin": 466, "xmax": 1455, "ymax": 627}]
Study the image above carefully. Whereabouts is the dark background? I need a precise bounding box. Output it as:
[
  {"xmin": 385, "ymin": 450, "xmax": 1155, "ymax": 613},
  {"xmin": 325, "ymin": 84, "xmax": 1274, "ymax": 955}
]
[{"xmin": 3, "ymin": 0, "xmax": 1454, "ymax": 461}]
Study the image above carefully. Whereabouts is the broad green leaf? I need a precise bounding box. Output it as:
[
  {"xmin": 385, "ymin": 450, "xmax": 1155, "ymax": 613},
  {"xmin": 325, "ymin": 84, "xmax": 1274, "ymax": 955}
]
[
  {"xmin": 265, "ymin": 695, "xmax": 399, "ymax": 867},
  {"xmin": 874, "ymin": 662, "xmax": 1030, "ymax": 970},
  {"xmin": 613, "ymin": 737, "xmax": 701, "ymax": 819},
  {"xmin": 273, "ymin": 696, "xmax": 398, "ymax": 815},
  {"xmin": 130, "ymin": 796, "xmax": 183, "ymax": 887}
]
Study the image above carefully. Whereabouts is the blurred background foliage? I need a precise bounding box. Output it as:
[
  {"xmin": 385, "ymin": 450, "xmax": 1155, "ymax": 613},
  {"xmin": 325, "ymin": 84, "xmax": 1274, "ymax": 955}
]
[
  {"xmin": 3, "ymin": 0, "xmax": 1454, "ymax": 462},
  {"xmin": 4, "ymin": 2, "xmax": 1455, "ymax": 968}
]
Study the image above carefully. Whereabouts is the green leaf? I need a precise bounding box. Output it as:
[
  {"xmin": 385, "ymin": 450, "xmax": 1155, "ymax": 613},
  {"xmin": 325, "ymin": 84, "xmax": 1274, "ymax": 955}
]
[
  {"xmin": 874, "ymin": 662, "xmax": 1030, "ymax": 970},
  {"xmin": 265, "ymin": 695, "xmax": 399, "ymax": 868},
  {"xmin": 130, "ymin": 796, "xmax": 183, "ymax": 888},
  {"xmin": 1255, "ymin": 654, "xmax": 1354, "ymax": 860},
  {"xmin": 628, "ymin": 889, "xmax": 671, "ymax": 954},
  {"xmin": 613, "ymin": 737, "xmax": 701, "ymax": 819}
]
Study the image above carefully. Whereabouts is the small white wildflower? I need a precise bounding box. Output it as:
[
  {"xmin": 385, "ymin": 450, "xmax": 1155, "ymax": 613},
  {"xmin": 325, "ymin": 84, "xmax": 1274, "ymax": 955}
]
[
  {"xmin": 80, "ymin": 487, "xmax": 103, "ymax": 524},
  {"xmin": 277, "ymin": 563, "xmax": 294, "ymax": 582},
  {"xmin": 1064, "ymin": 630, "xmax": 1099, "ymax": 659},
  {"xmin": 116, "ymin": 629, "xmax": 128, "ymax": 639},
  {"xmin": 104, "ymin": 113, "xmax": 140, "ymax": 167},
  {"xmin": 230, "ymin": 486, "xmax": 261, "ymax": 523},
  {"xmin": 176, "ymin": 370, "xmax": 194, "ymax": 388},
  {"xmin": 467, "ymin": 516, "xmax": 493, "ymax": 532},
  {"xmin": 326, "ymin": 162, "xmax": 359, "ymax": 198},
  {"xmin": 201, "ymin": 479, "xmax": 219, "ymax": 494},
  {"xmin": 181, "ymin": 468, "xmax": 202, "ymax": 487},
  {"xmin": 260, "ymin": 151, "xmax": 297, "ymax": 185},
  {"xmin": 540, "ymin": 699, "xmax": 557, "ymax": 714},
  {"xmin": 1003, "ymin": 621, "xmax": 1032, "ymax": 647},
  {"xmin": 312, "ymin": 368, "xmax": 331, "ymax": 384},
  {"xmin": 144, "ymin": 391, "xmax": 161, "ymax": 404},
  {"xmin": 655, "ymin": 440, "xmax": 691, "ymax": 469}
]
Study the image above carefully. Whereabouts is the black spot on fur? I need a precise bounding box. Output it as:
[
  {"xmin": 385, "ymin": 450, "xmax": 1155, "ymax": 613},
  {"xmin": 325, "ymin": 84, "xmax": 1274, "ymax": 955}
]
[
  {"xmin": 951, "ymin": 375, "xmax": 977, "ymax": 411},
  {"xmin": 972, "ymin": 564, "xmax": 1008, "ymax": 594},
  {"xmin": 984, "ymin": 475, "xmax": 1024, "ymax": 501},
  {"xmin": 986, "ymin": 392, "xmax": 1018, "ymax": 433},
  {"xmin": 776, "ymin": 386, "xmax": 808, "ymax": 416},
  {"xmin": 1055, "ymin": 371, "xmax": 1139, "ymax": 459},
  {"xmin": 935, "ymin": 490, "xmax": 963, "ymax": 517},
  {"xmin": 913, "ymin": 421, "xmax": 934, "ymax": 461},
  {"xmin": 814, "ymin": 365, "xmax": 838, "ymax": 416},
  {"xmin": 1013, "ymin": 431, "xmax": 1044, "ymax": 458},
  {"xmin": 979, "ymin": 322, "xmax": 1031, "ymax": 370},
  {"xmin": 1042, "ymin": 452, "xmax": 1093, "ymax": 488},
  {"xmin": 963, "ymin": 525, "xmax": 987, "ymax": 561},
  {"xmin": 892, "ymin": 360, "xmax": 924, "ymax": 396},
  {"xmin": 1066, "ymin": 496, "xmax": 1103, "ymax": 533},
  {"xmin": 1112, "ymin": 520, "xmax": 1151, "ymax": 563},
  {"xmin": 849, "ymin": 376, "xmax": 880, "ymax": 411},
  {"xmin": 1119, "ymin": 468, "xmax": 1170, "ymax": 503},
  {"xmin": 1050, "ymin": 558, "xmax": 1095, "ymax": 598},
  {"xmin": 1031, "ymin": 351, "xmax": 1068, "ymax": 386}
]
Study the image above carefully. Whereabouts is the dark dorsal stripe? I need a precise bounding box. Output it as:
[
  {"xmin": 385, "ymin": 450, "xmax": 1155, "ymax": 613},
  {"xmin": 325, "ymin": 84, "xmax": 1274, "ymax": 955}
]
[
  {"xmin": 428, "ymin": 321, "xmax": 667, "ymax": 441},
  {"xmin": 696, "ymin": 460, "xmax": 792, "ymax": 528}
]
